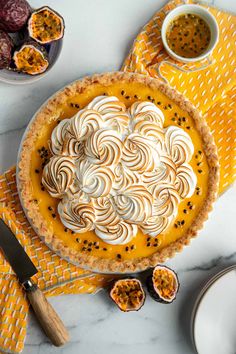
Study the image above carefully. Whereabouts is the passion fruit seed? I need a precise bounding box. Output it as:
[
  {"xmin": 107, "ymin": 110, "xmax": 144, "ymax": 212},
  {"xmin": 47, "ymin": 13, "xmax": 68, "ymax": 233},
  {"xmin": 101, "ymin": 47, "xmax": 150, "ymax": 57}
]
[{"xmin": 110, "ymin": 278, "xmax": 146, "ymax": 312}]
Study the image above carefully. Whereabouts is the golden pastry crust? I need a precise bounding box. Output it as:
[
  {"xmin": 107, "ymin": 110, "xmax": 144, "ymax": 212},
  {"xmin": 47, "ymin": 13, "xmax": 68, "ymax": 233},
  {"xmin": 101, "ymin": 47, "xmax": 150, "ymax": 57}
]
[{"xmin": 17, "ymin": 72, "xmax": 220, "ymax": 273}]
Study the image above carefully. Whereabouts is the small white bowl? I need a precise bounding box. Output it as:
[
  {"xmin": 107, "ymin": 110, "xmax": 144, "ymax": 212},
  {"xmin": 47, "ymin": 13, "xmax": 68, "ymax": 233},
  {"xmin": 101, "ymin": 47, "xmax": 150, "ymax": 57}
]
[{"xmin": 161, "ymin": 4, "xmax": 219, "ymax": 63}]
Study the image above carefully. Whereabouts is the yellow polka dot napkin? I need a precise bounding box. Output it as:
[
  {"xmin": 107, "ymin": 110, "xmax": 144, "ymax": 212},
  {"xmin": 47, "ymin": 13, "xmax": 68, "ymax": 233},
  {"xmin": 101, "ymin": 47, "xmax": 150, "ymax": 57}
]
[
  {"xmin": 123, "ymin": 0, "xmax": 236, "ymax": 194},
  {"xmin": 0, "ymin": 1, "xmax": 235, "ymax": 353}
]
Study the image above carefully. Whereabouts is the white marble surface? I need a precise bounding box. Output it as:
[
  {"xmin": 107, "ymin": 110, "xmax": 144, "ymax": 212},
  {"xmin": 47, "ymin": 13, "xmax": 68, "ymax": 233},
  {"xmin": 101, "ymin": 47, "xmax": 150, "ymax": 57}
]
[{"xmin": 0, "ymin": 0, "xmax": 236, "ymax": 353}]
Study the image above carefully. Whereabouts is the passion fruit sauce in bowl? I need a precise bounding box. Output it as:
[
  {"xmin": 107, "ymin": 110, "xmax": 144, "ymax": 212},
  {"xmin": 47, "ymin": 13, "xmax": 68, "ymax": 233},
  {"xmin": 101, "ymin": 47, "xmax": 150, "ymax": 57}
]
[
  {"xmin": 166, "ymin": 14, "xmax": 211, "ymax": 59},
  {"xmin": 161, "ymin": 4, "xmax": 219, "ymax": 63}
]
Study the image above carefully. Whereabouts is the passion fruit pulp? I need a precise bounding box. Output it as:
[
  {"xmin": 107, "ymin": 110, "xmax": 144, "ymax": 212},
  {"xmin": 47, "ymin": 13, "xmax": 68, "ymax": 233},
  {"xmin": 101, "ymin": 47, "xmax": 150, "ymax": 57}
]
[
  {"xmin": 13, "ymin": 41, "xmax": 49, "ymax": 75},
  {"xmin": 110, "ymin": 278, "xmax": 146, "ymax": 312},
  {"xmin": 147, "ymin": 265, "xmax": 179, "ymax": 304},
  {"xmin": 0, "ymin": 0, "xmax": 31, "ymax": 33},
  {"xmin": 0, "ymin": 30, "xmax": 13, "ymax": 69},
  {"xmin": 28, "ymin": 6, "xmax": 65, "ymax": 44}
]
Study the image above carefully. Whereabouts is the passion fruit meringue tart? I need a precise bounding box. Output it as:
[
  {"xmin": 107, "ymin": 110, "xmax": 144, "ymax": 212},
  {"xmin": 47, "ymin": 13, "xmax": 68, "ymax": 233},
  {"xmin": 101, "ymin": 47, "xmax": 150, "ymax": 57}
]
[{"xmin": 18, "ymin": 72, "xmax": 219, "ymax": 273}]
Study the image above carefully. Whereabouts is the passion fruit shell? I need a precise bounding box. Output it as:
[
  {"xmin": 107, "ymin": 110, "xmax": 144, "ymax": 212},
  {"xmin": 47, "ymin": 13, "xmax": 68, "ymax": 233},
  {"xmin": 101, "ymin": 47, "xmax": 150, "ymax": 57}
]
[
  {"xmin": 0, "ymin": 30, "xmax": 13, "ymax": 69},
  {"xmin": 0, "ymin": 0, "xmax": 31, "ymax": 33},
  {"xmin": 13, "ymin": 41, "xmax": 49, "ymax": 75},
  {"xmin": 28, "ymin": 6, "xmax": 65, "ymax": 44},
  {"xmin": 110, "ymin": 278, "xmax": 146, "ymax": 312},
  {"xmin": 147, "ymin": 265, "xmax": 179, "ymax": 304}
]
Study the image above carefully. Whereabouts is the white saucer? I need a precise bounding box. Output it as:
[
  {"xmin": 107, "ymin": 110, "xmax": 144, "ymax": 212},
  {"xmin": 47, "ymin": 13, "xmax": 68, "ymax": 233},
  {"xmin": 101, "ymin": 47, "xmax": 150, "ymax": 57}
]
[{"xmin": 191, "ymin": 265, "xmax": 236, "ymax": 354}]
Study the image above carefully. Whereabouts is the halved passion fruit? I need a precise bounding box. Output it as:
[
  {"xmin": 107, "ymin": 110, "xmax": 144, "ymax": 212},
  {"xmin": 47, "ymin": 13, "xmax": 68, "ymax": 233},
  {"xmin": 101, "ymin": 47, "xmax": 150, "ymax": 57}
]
[
  {"xmin": 110, "ymin": 278, "xmax": 145, "ymax": 312},
  {"xmin": 28, "ymin": 6, "xmax": 64, "ymax": 44},
  {"xmin": 13, "ymin": 41, "xmax": 49, "ymax": 75},
  {"xmin": 147, "ymin": 265, "xmax": 179, "ymax": 303}
]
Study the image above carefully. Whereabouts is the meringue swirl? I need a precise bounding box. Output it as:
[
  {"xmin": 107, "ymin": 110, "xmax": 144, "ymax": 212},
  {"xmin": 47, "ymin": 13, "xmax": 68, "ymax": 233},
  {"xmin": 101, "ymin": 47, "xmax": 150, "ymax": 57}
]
[
  {"xmin": 113, "ymin": 184, "xmax": 153, "ymax": 223},
  {"xmin": 130, "ymin": 101, "xmax": 164, "ymax": 127},
  {"xmin": 175, "ymin": 163, "xmax": 197, "ymax": 198},
  {"xmin": 75, "ymin": 159, "xmax": 114, "ymax": 199},
  {"xmin": 42, "ymin": 95, "xmax": 197, "ymax": 244},
  {"xmin": 122, "ymin": 133, "xmax": 159, "ymax": 173},
  {"xmin": 93, "ymin": 196, "xmax": 137, "ymax": 244},
  {"xmin": 42, "ymin": 156, "xmax": 75, "ymax": 198},
  {"xmin": 87, "ymin": 96, "xmax": 130, "ymax": 136},
  {"xmin": 85, "ymin": 128, "xmax": 123, "ymax": 166},
  {"xmin": 95, "ymin": 220, "xmax": 137, "ymax": 245},
  {"xmin": 51, "ymin": 119, "xmax": 70, "ymax": 155},
  {"xmin": 165, "ymin": 126, "xmax": 194, "ymax": 165},
  {"xmin": 113, "ymin": 163, "xmax": 141, "ymax": 191},
  {"xmin": 58, "ymin": 199, "xmax": 95, "ymax": 233},
  {"xmin": 67, "ymin": 109, "xmax": 104, "ymax": 141}
]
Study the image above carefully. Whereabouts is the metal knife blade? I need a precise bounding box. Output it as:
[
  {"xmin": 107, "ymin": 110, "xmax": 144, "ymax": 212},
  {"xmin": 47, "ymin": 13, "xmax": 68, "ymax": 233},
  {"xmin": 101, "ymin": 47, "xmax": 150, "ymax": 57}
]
[{"xmin": 0, "ymin": 219, "xmax": 38, "ymax": 284}]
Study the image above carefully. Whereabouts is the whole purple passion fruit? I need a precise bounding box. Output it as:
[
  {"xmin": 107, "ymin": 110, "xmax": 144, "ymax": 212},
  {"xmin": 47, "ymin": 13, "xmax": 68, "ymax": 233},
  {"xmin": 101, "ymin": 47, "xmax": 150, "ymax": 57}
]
[
  {"xmin": 110, "ymin": 278, "xmax": 146, "ymax": 312},
  {"xmin": 146, "ymin": 265, "xmax": 179, "ymax": 304},
  {"xmin": 13, "ymin": 41, "xmax": 49, "ymax": 75},
  {"xmin": 0, "ymin": 0, "xmax": 31, "ymax": 32},
  {"xmin": 28, "ymin": 6, "xmax": 65, "ymax": 44},
  {"xmin": 0, "ymin": 30, "xmax": 13, "ymax": 69}
]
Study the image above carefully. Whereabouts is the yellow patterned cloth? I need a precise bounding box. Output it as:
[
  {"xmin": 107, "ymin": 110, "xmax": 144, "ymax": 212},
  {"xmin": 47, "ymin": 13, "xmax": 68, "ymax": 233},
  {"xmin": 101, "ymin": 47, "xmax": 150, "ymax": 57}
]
[
  {"xmin": 0, "ymin": 1, "xmax": 236, "ymax": 353},
  {"xmin": 123, "ymin": 0, "xmax": 236, "ymax": 194}
]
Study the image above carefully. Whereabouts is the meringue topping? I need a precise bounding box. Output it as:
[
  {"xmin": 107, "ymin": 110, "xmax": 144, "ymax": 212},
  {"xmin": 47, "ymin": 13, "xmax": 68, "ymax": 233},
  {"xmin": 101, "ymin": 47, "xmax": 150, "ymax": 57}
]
[{"xmin": 42, "ymin": 95, "xmax": 197, "ymax": 244}]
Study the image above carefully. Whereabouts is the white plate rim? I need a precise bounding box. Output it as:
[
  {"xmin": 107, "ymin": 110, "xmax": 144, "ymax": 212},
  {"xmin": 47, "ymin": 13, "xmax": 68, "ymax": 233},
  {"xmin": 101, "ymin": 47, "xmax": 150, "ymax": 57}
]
[{"xmin": 191, "ymin": 264, "xmax": 236, "ymax": 353}]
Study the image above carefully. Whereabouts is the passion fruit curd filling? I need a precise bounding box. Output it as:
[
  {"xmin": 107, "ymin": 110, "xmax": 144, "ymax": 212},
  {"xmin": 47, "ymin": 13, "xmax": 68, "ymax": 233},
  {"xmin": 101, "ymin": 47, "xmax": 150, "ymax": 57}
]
[
  {"xmin": 153, "ymin": 268, "xmax": 178, "ymax": 301},
  {"xmin": 30, "ymin": 81, "xmax": 209, "ymax": 260},
  {"xmin": 166, "ymin": 13, "xmax": 211, "ymax": 58},
  {"xmin": 110, "ymin": 279, "xmax": 145, "ymax": 311}
]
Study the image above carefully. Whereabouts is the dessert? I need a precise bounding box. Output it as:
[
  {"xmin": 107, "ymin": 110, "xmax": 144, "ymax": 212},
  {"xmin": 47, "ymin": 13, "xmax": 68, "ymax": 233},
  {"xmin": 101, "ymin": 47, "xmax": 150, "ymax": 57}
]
[
  {"xmin": 147, "ymin": 265, "xmax": 179, "ymax": 303},
  {"xmin": 18, "ymin": 72, "xmax": 219, "ymax": 273}
]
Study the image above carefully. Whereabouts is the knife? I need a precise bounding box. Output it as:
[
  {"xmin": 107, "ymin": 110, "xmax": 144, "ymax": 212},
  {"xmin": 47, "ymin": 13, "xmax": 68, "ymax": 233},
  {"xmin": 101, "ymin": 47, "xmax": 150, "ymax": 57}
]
[{"xmin": 0, "ymin": 219, "xmax": 70, "ymax": 347}]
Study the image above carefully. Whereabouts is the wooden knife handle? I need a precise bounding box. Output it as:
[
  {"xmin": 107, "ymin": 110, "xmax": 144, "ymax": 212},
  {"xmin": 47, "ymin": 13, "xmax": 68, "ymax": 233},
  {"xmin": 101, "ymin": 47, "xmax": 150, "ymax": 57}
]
[{"xmin": 24, "ymin": 280, "xmax": 70, "ymax": 346}]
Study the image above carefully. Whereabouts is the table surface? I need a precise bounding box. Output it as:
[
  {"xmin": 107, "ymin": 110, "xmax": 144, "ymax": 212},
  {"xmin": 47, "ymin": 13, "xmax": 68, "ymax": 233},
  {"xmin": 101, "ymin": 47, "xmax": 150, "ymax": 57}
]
[{"xmin": 0, "ymin": 0, "xmax": 235, "ymax": 353}]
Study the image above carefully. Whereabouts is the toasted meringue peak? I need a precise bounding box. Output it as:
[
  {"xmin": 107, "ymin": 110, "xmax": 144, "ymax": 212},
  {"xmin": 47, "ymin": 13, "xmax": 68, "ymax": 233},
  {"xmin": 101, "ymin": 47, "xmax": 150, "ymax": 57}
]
[
  {"xmin": 133, "ymin": 120, "xmax": 164, "ymax": 144},
  {"xmin": 113, "ymin": 184, "xmax": 153, "ymax": 223},
  {"xmin": 51, "ymin": 119, "xmax": 70, "ymax": 155},
  {"xmin": 87, "ymin": 96, "xmax": 126, "ymax": 113},
  {"xmin": 130, "ymin": 101, "xmax": 164, "ymax": 127},
  {"xmin": 164, "ymin": 126, "xmax": 194, "ymax": 165},
  {"xmin": 85, "ymin": 128, "xmax": 123, "ymax": 166},
  {"xmin": 122, "ymin": 133, "xmax": 160, "ymax": 173},
  {"xmin": 67, "ymin": 109, "xmax": 104, "ymax": 141},
  {"xmin": 42, "ymin": 156, "xmax": 75, "ymax": 198},
  {"xmin": 95, "ymin": 220, "xmax": 138, "ymax": 245},
  {"xmin": 43, "ymin": 95, "xmax": 197, "ymax": 244},
  {"xmin": 75, "ymin": 159, "xmax": 114, "ymax": 199},
  {"xmin": 87, "ymin": 96, "xmax": 130, "ymax": 136},
  {"xmin": 58, "ymin": 199, "xmax": 95, "ymax": 233},
  {"xmin": 113, "ymin": 163, "xmax": 141, "ymax": 191},
  {"xmin": 175, "ymin": 163, "xmax": 197, "ymax": 198}
]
